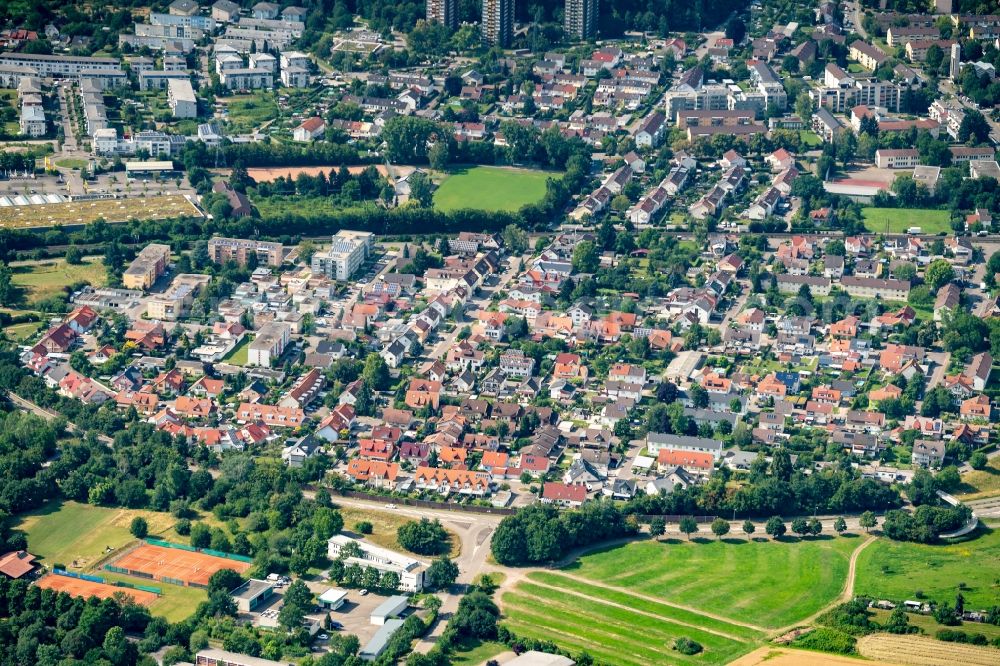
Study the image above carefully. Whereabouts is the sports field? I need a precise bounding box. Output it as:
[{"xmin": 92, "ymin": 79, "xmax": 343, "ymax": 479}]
[
  {"xmin": 561, "ymin": 537, "xmax": 856, "ymax": 629},
  {"xmin": 11, "ymin": 257, "xmax": 106, "ymax": 303},
  {"xmin": 861, "ymin": 207, "xmax": 951, "ymax": 234},
  {"xmin": 37, "ymin": 573, "xmax": 159, "ymax": 606},
  {"xmin": 502, "ymin": 573, "xmax": 763, "ymax": 665},
  {"xmin": 854, "ymin": 529, "xmax": 1000, "ymax": 609},
  {"xmin": 110, "ymin": 544, "xmax": 249, "ymax": 586},
  {"xmin": 433, "ymin": 166, "xmax": 555, "ymax": 212}
]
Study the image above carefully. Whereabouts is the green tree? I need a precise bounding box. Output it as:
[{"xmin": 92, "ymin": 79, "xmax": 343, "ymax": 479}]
[
  {"xmin": 860, "ymin": 511, "xmax": 877, "ymax": 533},
  {"xmin": 742, "ymin": 520, "xmax": 756, "ymax": 538},
  {"xmin": 362, "ymin": 353, "xmax": 391, "ymax": 391},
  {"xmin": 189, "ymin": 522, "xmax": 211, "ymax": 548},
  {"xmin": 428, "ymin": 141, "xmax": 450, "ymax": 171},
  {"xmin": 65, "ymin": 246, "xmax": 83, "ymax": 265},
  {"xmin": 408, "ymin": 171, "xmax": 434, "ymax": 207},
  {"xmin": 969, "ymin": 452, "xmax": 988, "ymax": 470},
  {"xmin": 278, "ymin": 580, "xmax": 313, "ymax": 631},
  {"xmin": 129, "ymin": 516, "xmax": 148, "ymax": 539},
  {"xmin": 650, "ymin": 517, "xmax": 666, "ymax": 539},
  {"xmin": 571, "ymin": 241, "xmax": 600, "ymax": 273},
  {"xmin": 397, "ymin": 518, "xmax": 449, "ymax": 555},
  {"xmin": 834, "ymin": 516, "xmax": 847, "ymax": 535},
  {"xmin": 765, "ymin": 516, "xmax": 786, "ymax": 539},
  {"xmin": 710, "ymin": 518, "xmax": 730, "ymax": 540},
  {"xmin": 425, "ymin": 556, "xmax": 459, "ymax": 591},
  {"xmin": 501, "ymin": 224, "xmax": 529, "ymax": 254},
  {"xmin": 679, "ymin": 516, "xmax": 698, "ymax": 540},
  {"xmin": 924, "ymin": 259, "xmax": 954, "ymax": 290}
]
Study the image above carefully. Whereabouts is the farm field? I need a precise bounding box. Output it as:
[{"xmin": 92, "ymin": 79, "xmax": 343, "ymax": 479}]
[
  {"xmin": 957, "ymin": 460, "xmax": 1000, "ymax": 500},
  {"xmin": 502, "ymin": 575, "xmax": 763, "ymax": 666},
  {"xmin": 433, "ymin": 166, "xmax": 555, "ymax": 213},
  {"xmin": 10, "ymin": 257, "xmax": 105, "ymax": 303},
  {"xmin": 0, "ymin": 194, "xmax": 203, "ymax": 229},
  {"xmin": 854, "ymin": 529, "xmax": 1000, "ymax": 609},
  {"xmin": 861, "ymin": 207, "xmax": 951, "ymax": 234},
  {"xmin": 857, "ymin": 633, "xmax": 1000, "ymax": 666},
  {"xmin": 561, "ymin": 536, "xmax": 856, "ymax": 629},
  {"xmin": 730, "ymin": 646, "xmax": 901, "ymax": 666}
]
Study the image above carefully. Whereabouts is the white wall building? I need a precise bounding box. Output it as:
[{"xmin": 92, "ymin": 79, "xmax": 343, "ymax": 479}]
[{"xmin": 327, "ymin": 535, "xmax": 426, "ymax": 592}]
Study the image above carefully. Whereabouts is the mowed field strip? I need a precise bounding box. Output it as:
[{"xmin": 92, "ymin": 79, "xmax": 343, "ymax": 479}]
[
  {"xmin": 560, "ymin": 537, "xmax": 857, "ymax": 628},
  {"xmin": 502, "ymin": 579, "xmax": 759, "ymax": 666}
]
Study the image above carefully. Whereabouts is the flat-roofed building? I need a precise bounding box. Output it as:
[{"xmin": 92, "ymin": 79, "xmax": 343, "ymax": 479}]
[
  {"xmin": 167, "ymin": 77, "xmax": 197, "ymax": 118},
  {"xmin": 230, "ymin": 579, "xmax": 275, "ymax": 612},
  {"xmin": 195, "ymin": 648, "xmax": 292, "ymax": 666},
  {"xmin": 311, "ymin": 230, "xmax": 374, "ymax": 280},
  {"xmin": 208, "ymin": 237, "xmax": 284, "ymax": 266},
  {"xmin": 123, "ymin": 244, "xmax": 171, "ymax": 290},
  {"xmin": 0, "ymin": 52, "xmax": 121, "ymax": 78},
  {"xmin": 327, "ymin": 534, "xmax": 426, "ymax": 592},
  {"xmin": 248, "ymin": 322, "xmax": 290, "ymax": 366}
]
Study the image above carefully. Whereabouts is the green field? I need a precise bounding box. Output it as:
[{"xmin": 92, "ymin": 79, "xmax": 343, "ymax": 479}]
[
  {"xmin": 798, "ymin": 130, "xmax": 822, "ymax": 147},
  {"xmin": 10, "ymin": 257, "xmax": 106, "ymax": 303},
  {"xmin": 861, "ymin": 207, "xmax": 951, "ymax": 234},
  {"xmin": 98, "ymin": 570, "xmax": 207, "ymax": 622},
  {"xmin": 870, "ymin": 608, "xmax": 1000, "ymax": 640},
  {"xmin": 561, "ymin": 537, "xmax": 857, "ymax": 629},
  {"xmin": 224, "ymin": 93, "xmax": 279, "ymax": 133},
  {"xmin": 1, "ymin": 320, "xmax": 42, "ymax": 341},
  {"xmin": 16, "ymin": 501, "xmax": 184, "ymax": 568},
  {"xmin": 503, "ymin": 574, "xmax": 763, "ymax": 665},
  {"xmin": 957, "ymin": 460, "xmax": 1000, "ymax": 501},
  {"xmin": 855, "ymin": 529, "xmax": 1000, "ymax": 608},
  {"xmin": 433, "ymin": 166, "xmax": 555, "ymax": 213},
  {"xmin": 55, "ymin": 158, "xmax": 88, "ymax": 170}
]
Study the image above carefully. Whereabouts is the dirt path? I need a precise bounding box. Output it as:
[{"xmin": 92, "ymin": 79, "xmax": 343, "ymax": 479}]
[{"xmin": 511, "ymin": 577, "xmax": 751, "ymax": 642}]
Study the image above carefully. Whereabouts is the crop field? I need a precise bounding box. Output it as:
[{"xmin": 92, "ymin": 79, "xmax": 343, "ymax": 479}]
[
  {"xmin": 0, "ymin": 194, "xmax": 203, "ymax": 229},
  {"xmin": 562, "ymin": 537, "xmax": 856, "ymax": 628},
  {"xmin": 11, "ymin": 257, "xmax": 105, "ymax": 302},
  {"xmin": 502, "ymin": 574, "xmax": 763, "ymax": 665},
  {"xmin": 870, "ymin": 609, "xmax": 1000, "ymax": 641},
  {"xmin": 861, "ymin": 208, "xmax": 951, "ymax": 234},
  {"xmin": 433, "ymin": 166, "xmax": 555, "ymax": 213},
  {"xmin": 854, "ymin": 529, "xmax": 1000, "ymax": 608},
  {"xmin": 857, "ymin": 633, "xmax": 1000, "ymax": 666}
]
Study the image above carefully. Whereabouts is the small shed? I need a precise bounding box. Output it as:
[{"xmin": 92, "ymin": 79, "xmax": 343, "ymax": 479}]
[
  {"xmin": 370, "ymin": 595, "xmax": 408, "ymax": 625},
  {"xmin": 318, "ymin": 587, "xmax": 348, "ymax": 610}
]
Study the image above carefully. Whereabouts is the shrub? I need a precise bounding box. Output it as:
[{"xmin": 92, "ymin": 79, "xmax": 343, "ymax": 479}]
[
  {"xmin": 793, "ymin": 628, "xmax": 857, "ymax": 654},
  {"xmin": 355, "ymin": 520, "xmax": 373, "ymax": 535},
  {"xmin": 673, "ymin": 638, "xmax": 702, "ymax": 655},
  {"xmin": 175, "ymin": 518, "xmax": 191, "ymax": 535}
]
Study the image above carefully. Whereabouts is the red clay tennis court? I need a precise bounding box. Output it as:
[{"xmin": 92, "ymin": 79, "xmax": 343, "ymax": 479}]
[
  {"xmin": 37, "ymin": 575, "xmax": 159, "ymax": 606},
  {"xmin": 110, "ymin": 544, "xmax": 250, "ymax": 586}
]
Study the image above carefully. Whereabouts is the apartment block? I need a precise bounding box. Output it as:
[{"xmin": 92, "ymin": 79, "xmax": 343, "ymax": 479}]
[
  {"xmin": 310, "ymin": 230, "xmax": 374, "ymax": 280},
  {"xmin": 247, "ymin": 322, "xmax": 290, "ymax": 366},
  {"xmin": 208, "ymin": 237, "xmax": 284, "ymax": 267},
  {"xmin": 123, "ymin": 244, "xmax": 171, "ymax": 290}
]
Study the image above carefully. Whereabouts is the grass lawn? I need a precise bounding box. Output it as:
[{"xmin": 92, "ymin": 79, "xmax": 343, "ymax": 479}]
[
  {"xmin": 98, "ymin": 570, "xmax": 207, "ymax": 622},
  {"xmin": 799, "ymin": 130, "xmax": 822, "ymax": 147},
  {"xmin": 335, "ymin": 505, "xmax": 460, "ymax": 558},
  {"xmin": 449, "ymin": 637, "xmax": 507, "ymax": 665},
  {"xmin": 562, "ymin": 536, "xmax": 857, "ymax": 629},
  {"xmin": 2, "ymin": 320, "xmax": 42, "ymax": 341},
  {"xmin": 55, "ymin": 158, "xmax": 88, "ymax": 170},
  {"xmin": 222, "ymin": 335, "xmax": 253, "ymax": 366},
  {"xmin": 502, "ymin": 576, "xmax": 761, "ymax": 666},
  {"xmin": 433, "ymin": 166, "xmax": 555, "ymax": 213},
  {"xmin": 854, "ymin": 529, "xmax": 1000, "ymax": 608},
  {"xmin": 11, "ymin": 257, "xmax": 106, "ymax": 304},
  {"xmin": 224, "ymin": 93, "xmax": 279, "ymax": 133},
  {"xmin": 16, "ymin": 501, "xmax": 182, "ymax": 569},
  {"xmin": 861, "ymin": 207, "xmax": 951, "ymax": 234},
  {"xmin": 957, "ymin": 460, "xmax": 1000, "ymax": 501}
]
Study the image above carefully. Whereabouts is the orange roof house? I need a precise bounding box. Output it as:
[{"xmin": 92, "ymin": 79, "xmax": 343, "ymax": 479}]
[
  {"xmin": 869, "ymin": 384, "xmax": 903, "ymax": 403},
  {"xmin": 961, "ymin": 394, "xmax": 991, "ymax": 420},
  {"xmin": 405, "ymin": 378, "xmax": 442, "ymax": 410},
  {"xmin": 657, "ymin": 449, "xmax": 714, "ymax": 473}
]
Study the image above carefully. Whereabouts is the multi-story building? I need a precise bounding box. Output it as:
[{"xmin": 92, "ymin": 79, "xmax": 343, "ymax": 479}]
[
  {"xmin": 327, "ymin": 535, "xmax": 426, "ymax": 592},
  {"xmin": 841, "ymin": 276, "xmax": 911, "ymax": 300},
  {"xmin": 0, "ymin": 53, "xmax": 121, "ymax": 78},
  {"xmin": 247, "ymin": 322, "xmax": 291, "ymax": 367},
  {"xmin": 427, "ymin": 0, "xmax": 458, "ymax": 29},
  {"xmin": 123, "ymin": 244, "xmax": 171, "ymax": 290},
  {"xmin": 146, "ymin": 274, "xmax": 210, "ymax": 320},
  {"xmin": 167, "ymin": 78, "xmax": 197, "ymax": 118},
  {"xmin": 875, "ymin": 148, "xmax": 919, "ymax": 169},
  {"xmin": 481, "ymin": 0, "xmax": 513, "ymax": 47},
  {"xmin": 564, "ymin": 0, "xmax": 598, "ymax": 40},
  {"xmin": 311, "ymin": 230, "xmax": 374, "ymax": 280},
  {"xmin": 196, "ymin": 648, "xmax": 289, "ymax": 666},
  {"xmin": 208, "ymin": 237, "xmax": 284, "ymax": 266}
]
